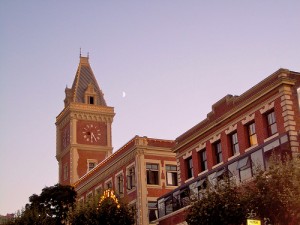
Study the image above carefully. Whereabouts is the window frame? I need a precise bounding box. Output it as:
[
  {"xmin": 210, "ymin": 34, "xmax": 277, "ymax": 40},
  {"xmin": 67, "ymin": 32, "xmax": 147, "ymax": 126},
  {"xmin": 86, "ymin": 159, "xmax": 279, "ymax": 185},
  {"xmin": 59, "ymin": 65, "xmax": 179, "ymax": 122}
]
[
  {"xmin": 116, "ymin": 173, "xmax": 124, "ymax": 195},
  {"xmin": 146, "ymin": 163, "xmax": 159, "ymax": 185},
  {"xmin": 148, "ymin": 201, "xmax": 158, "ymax": 223},
  {"xmin": 230, "ymin": 132, "xmax": 240, "ymax": 156},
  {"xmin": 166, "ymin": 164, "xmax": 178, "ymax": 186},
  {"xmin": 247, "ymin": 122, "xmax": 258, "ymax": 146},
  {"xmin": 198, "ymin": 149, "xmax": 208, "ymax": 172},
  {"xmin": 266, "ymin": 110, "xmax": 277, "ymax": 137},
  {"xmin": 186, "ymin": 157, "xmax": 194, "ymax": 179},
  {"xmin": 87, "ymin": 159, "xmax": 97, "ymax": 173},
  {"xmin": 126, "ymin": 164, "xmax": 136, "ymax": 191},
  {"xmin": 214, "ymin": 141, "xmax": 223, "ymax": 164}
]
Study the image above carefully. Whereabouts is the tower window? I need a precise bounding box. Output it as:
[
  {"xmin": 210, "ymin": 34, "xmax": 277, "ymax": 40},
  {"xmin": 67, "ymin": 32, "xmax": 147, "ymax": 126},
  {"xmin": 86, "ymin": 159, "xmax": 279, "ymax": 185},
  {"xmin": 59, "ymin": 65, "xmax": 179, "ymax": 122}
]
[
  {"xmin": 87, "ymin": 159, "xmax": 97, "ymax": 172},
  {"xmin": 88, "ymin": 96, "xmax": 94, "ymax": 104}
]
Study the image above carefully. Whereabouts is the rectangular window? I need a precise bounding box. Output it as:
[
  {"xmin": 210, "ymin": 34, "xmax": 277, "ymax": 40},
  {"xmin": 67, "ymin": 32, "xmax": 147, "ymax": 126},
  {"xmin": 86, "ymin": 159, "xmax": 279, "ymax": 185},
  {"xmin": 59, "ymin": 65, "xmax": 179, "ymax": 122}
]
[
  {"xmin": 95, "ymin": 186, "xmax": 102, "ymax": 197},
  {"xmin": 248, "ymin": 122, "xmax": 258, "ymax": 146},
  {"xmin": 230, "ymin": 132, "xmax": 239, "ymax": 156},
  {"xmin": 116, "ymin": 174, "xmax": 124, "ymax": 195},
  {"xmin": 88, "ymin": 96, "xmax": 94, "ymax": 104},
  {"xmin": 166, "ymin": 165, "xmax": 178, "ymax": 186},
  {"xmin": 106, "ymin": 181, "xmax": 112, "ymax": 190},
  {"xmin": 88, "ymin": 162, "xmax": 96, "ymax": 171},
  {"xmin": 266, "ymin": 111, "xmax": 277, "ymax": 136},
  {"xmin": 148, "ymin": 201, "xmax": 158, "ymax": 223},
  {"xmin": 199, "ymin": 149, "xmax": 207, "ymax": 172},
  {"xmin": 127, "ymin": 166, "xmax": 136, "ymax": 190},
  {"xmin": 146, "ymin": 163, "xmax": 159, "ymax": 185},
  {"xmin": 186, "ymin": 157, "xmax": 194, "ymax": 179},
  {"xmin": 214, "ymin": 141, "xmax": 223, "ymax": 164}
]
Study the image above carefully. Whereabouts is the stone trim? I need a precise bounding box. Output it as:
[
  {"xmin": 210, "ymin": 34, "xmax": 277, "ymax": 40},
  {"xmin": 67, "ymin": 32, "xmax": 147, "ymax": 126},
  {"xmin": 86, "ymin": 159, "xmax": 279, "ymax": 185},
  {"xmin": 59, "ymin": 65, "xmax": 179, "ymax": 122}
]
[
  {"xmin": 225, "ymin": 124, "xmax": 237, "ymax": 135},
  {"xmin": 259, "ymin": 101, "xmax": 274, "ymax": 114},
  {"xmin": 209, "ymin": 133, "xmax": 221, "ymax": 143},
  {"xmin": 242, "ymin": 113, "xmax": 255, "ymax": 125}
]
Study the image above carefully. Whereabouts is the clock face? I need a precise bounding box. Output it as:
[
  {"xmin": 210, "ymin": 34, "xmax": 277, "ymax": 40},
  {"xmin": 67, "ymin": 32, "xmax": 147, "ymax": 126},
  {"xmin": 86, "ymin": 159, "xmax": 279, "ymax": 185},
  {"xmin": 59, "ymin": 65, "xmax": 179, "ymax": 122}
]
[
  {"xmin": 62, "ymin": 125, "xmax": 70, "ymax": 149},
  {"xmin": 82, "ymin": 123, "xmax": 101, "ymax": 143}
]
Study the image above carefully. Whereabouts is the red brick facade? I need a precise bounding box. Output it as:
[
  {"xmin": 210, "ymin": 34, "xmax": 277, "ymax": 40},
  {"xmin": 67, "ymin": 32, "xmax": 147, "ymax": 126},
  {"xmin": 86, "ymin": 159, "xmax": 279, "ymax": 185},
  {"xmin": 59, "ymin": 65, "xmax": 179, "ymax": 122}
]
[{"xmin": 157, "ymin": 69, "xmax": 300, "ymax": 224}]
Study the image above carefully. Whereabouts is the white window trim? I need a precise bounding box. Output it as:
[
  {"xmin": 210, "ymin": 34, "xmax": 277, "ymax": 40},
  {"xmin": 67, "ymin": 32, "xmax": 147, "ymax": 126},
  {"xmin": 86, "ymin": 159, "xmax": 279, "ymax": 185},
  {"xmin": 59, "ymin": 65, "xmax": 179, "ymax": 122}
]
[
  {"xmin": 95, "ymin": 184, "xmax": 103, "ymax": 196},
  {"xmin": 87, "ymin": 159, "xmax": 97, "ymax": 173},
  {"xmin": 115, "ymin": 170, "xmax": 124, "ymax": 196},
  {"xmin": 145, "ymin": 160, "xmax": 162, "ymax": 187},
  {"xmin": 126, "ymin": 162, "xmax": 136, "ymax": 194},
  {"xmin": 104, "ymin": 178, "xmax": 113, "ymax": 190},
  {"xmin": 86, "ymin": 191, "xmax": 93, "ymax": 201}
]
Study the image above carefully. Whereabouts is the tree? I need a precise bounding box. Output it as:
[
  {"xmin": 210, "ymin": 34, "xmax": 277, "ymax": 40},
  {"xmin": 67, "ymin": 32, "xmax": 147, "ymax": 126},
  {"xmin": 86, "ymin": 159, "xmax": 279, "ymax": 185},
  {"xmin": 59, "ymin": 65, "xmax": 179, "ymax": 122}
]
[
  {"xmin": 186, "ymin": 177, "xmax": 246, "ymax": 225},
  {"xmin": 7, "ymin": 184, "xmax": 77, "ymax": 225},
  {"xmin": 70, "ymin": 189, "xmax": 134, "ymax": 225},
  {"xmin": 186, "ymin": 156, "xmax": 300, "ymax": 225},
  {"xmin": 244, "ymin": 156, "xmax": 300, "ymax": 224}
]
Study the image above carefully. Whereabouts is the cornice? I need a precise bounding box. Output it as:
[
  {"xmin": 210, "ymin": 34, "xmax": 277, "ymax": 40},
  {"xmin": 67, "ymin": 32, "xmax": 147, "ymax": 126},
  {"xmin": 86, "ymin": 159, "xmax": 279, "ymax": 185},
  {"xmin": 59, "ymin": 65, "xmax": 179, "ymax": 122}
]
[
  {"xmin": 174, "ymin": 74, "xmax": 296, "ymax": 152},
  {"xmin": 56, "ymin": 102, "xmax": 115, "ymax": 124}
]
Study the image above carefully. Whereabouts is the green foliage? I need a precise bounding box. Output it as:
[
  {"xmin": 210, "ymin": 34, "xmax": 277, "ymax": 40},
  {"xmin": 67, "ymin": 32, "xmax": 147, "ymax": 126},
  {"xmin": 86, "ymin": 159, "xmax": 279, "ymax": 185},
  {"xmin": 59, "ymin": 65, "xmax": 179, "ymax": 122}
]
[
  {"xmin": 187, "ymin": 178, "xmax": 246, "ymax": 225},
  {"xmin": 7, "ymin": 184, "xmax": 76, "ymax": 225},
  {"xmin": 186, "ymin": 156, "xmax": 300, "ymax": 225},
  {"xmin": 244, "ymin": 156, "xmax": 300, "ymax": 224},
  {"xmin": 70, "ymin": 192, "xmax": 135, "ymax": 225}
]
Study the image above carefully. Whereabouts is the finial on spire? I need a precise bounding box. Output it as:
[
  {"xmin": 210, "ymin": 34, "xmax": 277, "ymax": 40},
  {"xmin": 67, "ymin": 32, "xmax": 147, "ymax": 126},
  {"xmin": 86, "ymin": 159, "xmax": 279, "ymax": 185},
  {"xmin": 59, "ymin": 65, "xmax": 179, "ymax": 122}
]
[
  {"xmin": 80, "ymin": 48, "xmax": 82, "ymax": 58},
  {"xmin": 87, "ymin": 52, "xmax": 89, "ymax": 59}
]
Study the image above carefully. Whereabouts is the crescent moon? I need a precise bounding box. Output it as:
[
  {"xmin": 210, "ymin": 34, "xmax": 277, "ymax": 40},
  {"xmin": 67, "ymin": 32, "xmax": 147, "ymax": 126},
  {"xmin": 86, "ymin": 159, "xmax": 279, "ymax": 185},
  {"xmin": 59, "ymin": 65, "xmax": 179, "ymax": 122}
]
[{"xmin": 122, "ymin": 91, "xmax": 126, "ymax": 98}]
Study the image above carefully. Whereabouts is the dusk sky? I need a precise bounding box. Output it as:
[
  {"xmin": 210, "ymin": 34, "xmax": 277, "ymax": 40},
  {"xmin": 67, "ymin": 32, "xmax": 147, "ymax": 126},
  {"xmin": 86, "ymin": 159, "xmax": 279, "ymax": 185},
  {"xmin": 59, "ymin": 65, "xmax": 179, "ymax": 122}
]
[{"xmin": 0, "ymin": 1, "xmax": 299, "ymax": 214}]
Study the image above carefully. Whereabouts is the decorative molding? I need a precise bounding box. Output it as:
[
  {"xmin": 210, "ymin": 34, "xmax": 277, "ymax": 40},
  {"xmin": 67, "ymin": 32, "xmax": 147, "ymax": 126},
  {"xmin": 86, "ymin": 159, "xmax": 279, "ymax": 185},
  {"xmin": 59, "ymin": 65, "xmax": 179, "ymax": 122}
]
[
  {"xmin": 183, "ymin": 151, "xmax": 192, "ymax": 159},
  {"xmin": 242, "ymin": 113, "xmax": 255, "ymax": 125},
  {"xmin": 209, "ymin": 133, "xmax": 221, "ymax": 143},
  {"xmin": 225, "ymin": 124, "xmax": 237, "ymax": 135},
  {"xmin": 259, "ymin": 101, "xmax": 274, "ymax": 114},
  {"xmin": 195, "ymin": 142, "xmax": 206, "ymax": 152}
]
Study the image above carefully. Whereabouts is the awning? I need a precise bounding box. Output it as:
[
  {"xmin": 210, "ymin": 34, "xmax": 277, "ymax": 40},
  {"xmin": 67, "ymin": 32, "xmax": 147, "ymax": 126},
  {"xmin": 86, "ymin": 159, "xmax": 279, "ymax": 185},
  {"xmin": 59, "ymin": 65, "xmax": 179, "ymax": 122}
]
[
  {"xmin": 236, "ymin": 157, "xmax": 249, "ymax": 170},
  {"xmin": 196, "ymin": 179, "xmax": 206, "ymax": 187},
  {"xmin": 212, "ymin": 169, "xmax": 225, "ymax": 179}
]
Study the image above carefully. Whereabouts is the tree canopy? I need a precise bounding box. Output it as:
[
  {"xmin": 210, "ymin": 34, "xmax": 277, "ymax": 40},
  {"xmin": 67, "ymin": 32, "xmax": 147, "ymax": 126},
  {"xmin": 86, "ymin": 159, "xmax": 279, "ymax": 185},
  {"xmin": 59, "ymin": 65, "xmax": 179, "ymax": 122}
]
[
  {"xmin": 186, "ymin": 156, "xmax": 300, "ymax": 225},
  {"xmin": 70, "ymin": 189, "xmax": 134, "ymax": 225},
  {"xmin": 7, "ymin": 184, "xmax": 77, "ymax": 225}
]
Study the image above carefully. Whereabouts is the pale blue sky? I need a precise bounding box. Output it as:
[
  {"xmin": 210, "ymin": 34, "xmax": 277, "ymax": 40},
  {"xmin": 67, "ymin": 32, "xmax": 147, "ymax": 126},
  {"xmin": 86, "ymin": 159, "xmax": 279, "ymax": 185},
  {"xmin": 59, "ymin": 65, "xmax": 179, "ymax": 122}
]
[{"xmin": 0, "ymin": 1, "xmax": 299, "ymax": 214}]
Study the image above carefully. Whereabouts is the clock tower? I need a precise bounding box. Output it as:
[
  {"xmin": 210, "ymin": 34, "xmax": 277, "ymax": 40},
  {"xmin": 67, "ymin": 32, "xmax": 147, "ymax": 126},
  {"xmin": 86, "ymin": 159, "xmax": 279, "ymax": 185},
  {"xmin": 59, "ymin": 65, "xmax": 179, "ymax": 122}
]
[{"xmin": 56, "ymin": 56, "xmax": 115, "ymax": 185}]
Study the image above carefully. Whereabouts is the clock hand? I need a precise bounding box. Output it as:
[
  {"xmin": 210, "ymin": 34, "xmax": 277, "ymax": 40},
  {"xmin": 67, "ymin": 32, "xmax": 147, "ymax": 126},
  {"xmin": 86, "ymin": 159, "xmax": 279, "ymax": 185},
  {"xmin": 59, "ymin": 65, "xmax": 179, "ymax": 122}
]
[{"xmin": 91, "ymin": 133, "xmax": 97, "ymax": 142}]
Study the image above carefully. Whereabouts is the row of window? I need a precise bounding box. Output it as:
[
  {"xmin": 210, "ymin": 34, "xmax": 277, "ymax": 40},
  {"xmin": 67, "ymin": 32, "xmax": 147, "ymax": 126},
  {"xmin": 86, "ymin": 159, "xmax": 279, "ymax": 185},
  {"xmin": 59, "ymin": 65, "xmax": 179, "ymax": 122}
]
[
  {"xmin": 159, "ymin": 133, "xmax": 289, "ymax": 218},
  {"xmin": 146, "ymin": 163, "xmax": 178, "ymax": 186},
  {"xmin": 185, "ymin": 110, "xmax": 278, "ymax": 179},
  {"xmin": 83, "ymin": 163, "xmax": 178, "ymax": 201}
]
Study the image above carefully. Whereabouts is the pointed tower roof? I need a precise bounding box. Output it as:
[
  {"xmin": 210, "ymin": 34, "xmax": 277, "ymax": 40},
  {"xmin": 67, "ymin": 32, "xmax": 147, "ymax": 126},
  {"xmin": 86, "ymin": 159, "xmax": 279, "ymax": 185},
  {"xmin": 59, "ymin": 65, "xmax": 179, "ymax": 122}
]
[{"xmin": 67, "ymin": 56, "xmax": 107, "ymax": 106}]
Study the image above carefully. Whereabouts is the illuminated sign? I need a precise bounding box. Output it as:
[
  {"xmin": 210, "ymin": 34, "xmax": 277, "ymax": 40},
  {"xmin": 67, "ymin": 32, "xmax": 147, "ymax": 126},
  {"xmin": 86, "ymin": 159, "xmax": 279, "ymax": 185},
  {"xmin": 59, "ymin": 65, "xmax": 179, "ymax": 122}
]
[{"xmin": 247, "ymin": 219, "xmax": 261, "ymax": 225}]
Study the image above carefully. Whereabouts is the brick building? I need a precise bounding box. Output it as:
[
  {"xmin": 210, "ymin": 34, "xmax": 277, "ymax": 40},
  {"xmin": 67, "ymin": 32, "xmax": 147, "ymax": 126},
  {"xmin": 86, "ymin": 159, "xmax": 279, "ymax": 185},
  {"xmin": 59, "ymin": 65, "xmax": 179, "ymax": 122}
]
[
  {"xmin": 156, "ymin": 69, "xmax": 300, "ymax": 225},
  {"xmin": 55, "ymin": 56, "xmax": 178, "ymax": 224}
]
